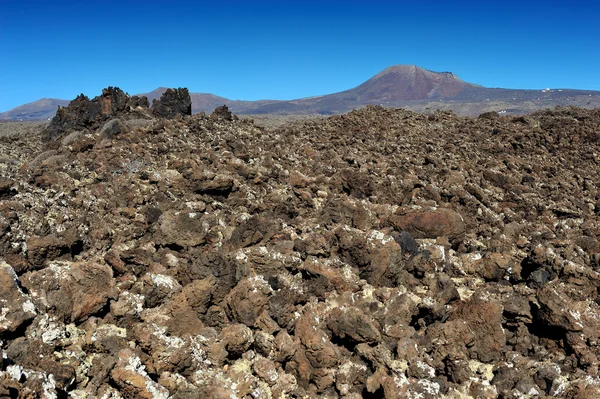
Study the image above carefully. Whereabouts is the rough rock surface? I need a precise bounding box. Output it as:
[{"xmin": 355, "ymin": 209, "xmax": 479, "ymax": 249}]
[
  {"xmin": 2, "ymin": 104, "xmax": 600, "ymax": 398},
  {"xmin": 41, "ymin": 86, "xmax": 186, "ymax": 149},
  {"xmin": 151, "ymin": 88, "xmax": 192, "ymax": 119}
]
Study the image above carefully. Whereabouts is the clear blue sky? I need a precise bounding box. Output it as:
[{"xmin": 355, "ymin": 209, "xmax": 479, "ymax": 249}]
[{"xmin": 1, "ymin": 0, "xmax": 599, "ymax": 111}]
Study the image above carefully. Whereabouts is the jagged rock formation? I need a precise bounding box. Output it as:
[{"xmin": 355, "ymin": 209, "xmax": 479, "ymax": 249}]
[
  {"xmin": 211, "ymin": 104, "xmax": 234, "ymax": 121},
  {"xmin": 2, "ymin": 104, "xmax": 600, "ymax": 398},
  {"xmin": 41, "ymin": 87, "xmax": 190, "ymax": 149},
  {"xmin": 151, "ymin": 88, "xmax": 192, "ymax": 118}
]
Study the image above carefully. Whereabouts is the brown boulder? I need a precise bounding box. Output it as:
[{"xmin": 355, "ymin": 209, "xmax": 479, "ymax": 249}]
[
  {"xmin": 158, "ymin": 209, "xmax": 208, "ymax": 247},
  {"xmin": 110, "ymin": 348, "xmax": 169, "ymax": 399},
  {"xmin": 26, "ymin": 234, "xmax": 80, "ymax": 271},
  {"xmin": 452, "ymin": 296, "xmax": 506, "ymax": 362},
  {"xmin": 191, "ymin": 174, "xmax": 234, "ymax": 197},
  {"xmin": 389, "ymin": 207, "xmax": 465, "ymax": 240},
  {"xmin": 327, "ymin": 306, "xmax": 381, "ymax": 345},
  {"xmin": 221, "ymin": 323, "xmax": 254, "ymax": 357},
  {"xmin": 98, "ymin": 118, "xmax": 130, "ymax": 140},
  {"xmin": 0, "ymin": 178, "xmax": 17, "ymax": 198},
  {"xmin": 22, "ymin": 261, "xmax": 117, "ymax": 323},
  {"xmin": 182, "ymin": 276, "xmax": 216, "ymax": 315},
  {"xmin": 42, "ymin": 87, "xmax": 149, "ymax": 147},
  {"xmin": 535, "ymin": 284, "xmax": 598, "ymax": 334},
  {"xmin": 226, "ymin": 277, "xmax": 270, "ymax": 327},
  {"xmin": 211, "ymin": 104, "xmax": 233, "ymax": 121}
]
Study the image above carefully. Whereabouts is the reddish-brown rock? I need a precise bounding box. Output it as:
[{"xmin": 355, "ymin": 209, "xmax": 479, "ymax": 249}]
[{"xmin": 389, "ymin": 207, "xmax": 465, "ymax": 240}]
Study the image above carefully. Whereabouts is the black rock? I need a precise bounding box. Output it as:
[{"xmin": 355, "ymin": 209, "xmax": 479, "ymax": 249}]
[
  {"xmin": 211, "ymin": 104, "xmax": 233, "ymax": 121},
  {"xmin": 392, "ymin": 231, "xmax": 419, "ymax": 255},
  {"xmin": 41, "ymin": 87, "xmax": 150, "ymax": 148},
  {"xmin": 151, "ymin": 88, "xmax": 192, "ymax": 118}
]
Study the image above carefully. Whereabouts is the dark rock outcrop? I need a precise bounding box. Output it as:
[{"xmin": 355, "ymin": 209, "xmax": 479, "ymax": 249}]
[
  {"xmin": 41, "ymin": 86, "xmax": 191, "ymax": 149},
  {"xmin": 151, "ymin": 88, "xmax": 192, "ymax": 118},
  {"xmin": 211, "ymin": 104, "xmax": 233, "ymax": 121}
]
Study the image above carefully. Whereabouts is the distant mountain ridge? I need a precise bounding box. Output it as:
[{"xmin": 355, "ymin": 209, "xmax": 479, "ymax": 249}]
[
  {"xmin": 2, "ymin": 65, "xmax": 600, "ymax": 120},
  {"xmin": 0, "ymin": 98, "xmax": 70, "ymax": 121}
]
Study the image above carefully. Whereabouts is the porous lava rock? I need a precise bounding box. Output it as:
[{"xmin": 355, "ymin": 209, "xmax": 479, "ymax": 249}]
[
  {"xmin": 2, "ymin": 104, "xmax": 600, "ymax": 397},
  {"xmin": 0, "ymin": 261, "xmax": 36, "ymax": 334}
]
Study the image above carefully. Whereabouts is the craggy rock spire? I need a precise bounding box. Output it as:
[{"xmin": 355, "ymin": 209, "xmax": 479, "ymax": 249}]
[{"xmin": 151, "ymin": 88, "xmax": 192, "ymax": 118}]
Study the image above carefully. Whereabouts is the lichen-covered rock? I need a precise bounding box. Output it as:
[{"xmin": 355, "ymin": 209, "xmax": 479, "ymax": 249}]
[
  {"xmin": 226, "ymin": 276, "xmax": 271, "ymax": 327},
  {"xmin": 110, "ymin": 348, "xmax": 170, "ymax": 399},
  {"xmin": 452, "ymin": 296, "xmax": 506, "ymax": 363},
  {"xmin": 157, "ymin": 209, "xmax": 208, "ymax": 247},
  {"xmin": 0, "ymin": 261, "xmax": 36, "ymax": 334},
  {"xmin": 327, "ymin": 306, "xmax": 381, "ymax": 345},
  {"xmin": 3, "ymin": 105, "xmax": 600, "ymax": 397},
  {"xmin": 22, "ymin": 261, "xmax": 117, "ymax": 323}
]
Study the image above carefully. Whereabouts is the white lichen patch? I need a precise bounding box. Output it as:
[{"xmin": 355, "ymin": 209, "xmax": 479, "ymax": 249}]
[
  {"xmin": 418, "ymin": 378, "xmax": 440, "ymax": 396},
  {"xmin": 468, "ymin": 360, "xmax": 495, "ymax": 381},
  {"xmin": 151, "ymin": 323, "xmax": 185, "ymax": 349},
  {"xmin": 189, "ymin": 335, "xmax": 211, "ymax": 365},
  {"xmin": 234, "ymin": 250, "xmax": 248, "ymax": 262},
  {"xmin": 0, "ymin": 307, "xmax": 10, "ymax": 329},
  {"xmin": 47, "ymin": 261, "xmax": 72, "ymax": 280},
  {"xmin": 6, "ymin": 364, "xmax": 23, "ymax": 381},
  {"xmin": 247, "ymin": 274, "xmax": 273, "ymax": 294},
  {"xmin": 42, "ymin": 322, "xmax": 66, "ymax": 344},
  {"xmin": 568, "ymin": 309, "xmax": 584, "ymax": 330},
  {"xmin": 165, "ymin": 253, "xmax": 179, "ymax": 267},
  {"xmin": 22, "ymin": 299, "xmax": 36, "ymax": 314},
  {"xmin": 416, "ymin": 360, "xmax": 436, "ymax": 378},
  {"xmin": 150, "ymin": 273, "xmax": 178, "ymax": 290},
  {"xmin": 124, "ymin": 354, "xmax": 169, "ymax": 399},
  {"xmin": 114, "ymin": 291, "xmax": 145, "ymax": 317},
  {"xmin": 367, "ymin": 229, "xmax": 394, "ymax": 246},
  {"xmin": 42, "ymin": 373, "xmax": 58, "ymax": 399},
  {"xmin": 91, "ymin": 324, "xmax": 127, "ymax": 343},
  {"xmin": 393, "ymin": 372, "xmax": 409, "ymax": 388}
]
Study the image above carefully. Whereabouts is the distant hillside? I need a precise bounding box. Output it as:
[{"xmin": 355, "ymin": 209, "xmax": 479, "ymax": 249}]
[
  {"xmin": 2, "ymin": 65, "xmax": 600, "ymax": 120},
  {"xmin": 0, "ymin": 98, "xmax": 69, "ymax": 121},
  {"xmin": 237, "ymin": 65, "xmax": 600, "ymax": 115}
]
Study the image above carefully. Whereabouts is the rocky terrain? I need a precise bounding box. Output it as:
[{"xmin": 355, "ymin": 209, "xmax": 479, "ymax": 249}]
[{"xmin": 1, "ymin": 87, "xmax": 600, "ymax": 398}]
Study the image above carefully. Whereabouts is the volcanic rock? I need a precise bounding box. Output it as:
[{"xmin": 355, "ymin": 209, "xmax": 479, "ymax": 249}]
[
  {"xmin": 211, "ymin": 104, "xmax": 233, "ymax": 120},
  {"xmin": 0, "ymin": 262, "xmax": 36, "ymax": 334},
  {"xmin": 0, "ymin": 178, "xmax": 17, "ymax": 199},
  {"xmin": 151, "ymin": 88, "xmax": 192, "ymax": 118},
  {"xmin": 41, "ymin": 86, "xmax": 190, "ymax": 149},
  {"xmin": 389, "ymin": 207, "xmax": 466, "ymax": 241},
  {"xmin": 22, "ymin": 261, "xmax": 117, "ymax": 323},
  {"xmin": 2, "ymin": 104, "xmax": 600, "ymax": 397}
]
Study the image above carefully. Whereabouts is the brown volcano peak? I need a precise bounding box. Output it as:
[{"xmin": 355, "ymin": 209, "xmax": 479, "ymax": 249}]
[{"xmin": 347, "ymin": 64, "xmax": 475, "ymax": 102}]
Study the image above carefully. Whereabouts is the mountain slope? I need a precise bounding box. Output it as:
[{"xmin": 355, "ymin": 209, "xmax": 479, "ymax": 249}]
[
  {"xmin": 338, "ymin": 65, "xmax": 477, "ymax": 101},
  {"xmin": 2, "ymin": 65, "xmax": 600, "ymax": 120},
  {"xmin": 0, "ymin": 98, "xmax": 70, "ymax": 121},
  {"xmin": 240, "ymin": 65, "xmax": 600, "ymax": 114}
]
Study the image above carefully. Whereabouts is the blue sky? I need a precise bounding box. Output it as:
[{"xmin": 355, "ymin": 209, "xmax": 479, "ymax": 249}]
[{"xmin": 1, "ymin": 0, "xmax": 599, "ymax": 111}]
